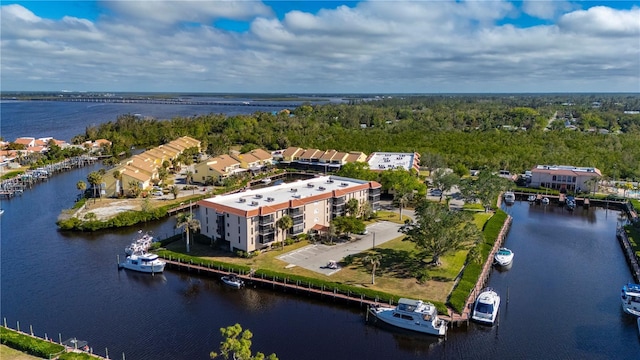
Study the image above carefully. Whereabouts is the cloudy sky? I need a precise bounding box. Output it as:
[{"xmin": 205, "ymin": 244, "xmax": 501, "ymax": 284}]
[{"xmin": 1, "ymin": 0, "xmax": 638, "ymax": 93}]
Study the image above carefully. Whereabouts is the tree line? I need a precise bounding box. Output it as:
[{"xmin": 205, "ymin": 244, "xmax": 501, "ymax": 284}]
[{"xmin": 69, "ymin": 94, "xmax": 640, "ymax": 180}]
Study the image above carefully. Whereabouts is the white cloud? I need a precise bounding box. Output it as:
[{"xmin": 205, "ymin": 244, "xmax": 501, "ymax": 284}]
[
  {"xmin": 0, "ymin": 2, "xmax": 638, "ymax": 93},
  {"xmin": 558, "ymin": 6, "xmax": 640, "ymax": 37},
  {"xmin": 522, "ymin": 0, "xmax": 574, "ymax": 20}
]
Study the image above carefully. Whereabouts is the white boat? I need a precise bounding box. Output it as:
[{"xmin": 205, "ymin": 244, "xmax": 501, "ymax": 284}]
[
  {"xmin": 261, "ymin": 178, "xmax": 272, "ymax": 184},
  {"xmin": 566, "ymin": 196, "xmax": 576, "ymax": 211},
  {"xmin": 221, "ymin": 274, "xmax": 244, "ymax": 288},
  {"xmin": 0, "ymin": 209, "xmax": 4, "ymax": 216},
  {"xmin": 472, "ymin": 288, "xmax": 501, "ymax": 325},
  {"xmin": 119, "ymin": 252, "xmax": 165, "ymax": 273},
  {"xmin": 527, "ymin": 195, "xmax": 536, "ymax": 203},
  {"xmin": 541, "ymin": 197, "xmax": 550, "ymax": 205},
  {"xmin": 504, "ymin": 191, "xmax": 515, "ymax": 205},
  {"xmin": 368, "ymin": 298, "xmax": 447, "ymax": 336},
  {"xmin": 494, "ymin": 248, "xmax": 514, "ymax": 267},
  {"xmin": 125, "ymin": 232, "xmax": 154, "ymax": 255},
  {"xmin": 621, "ymin": 283, "xmax": 640, "ymax": 316}
]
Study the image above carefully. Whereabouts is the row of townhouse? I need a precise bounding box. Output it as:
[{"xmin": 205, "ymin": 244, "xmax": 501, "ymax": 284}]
[
  {"xmin": 275, "ymin": 147, "xmax": 367, "ymax": 171},
  {"xmin": 275, "ymin": 147, "xmax": 420, "ymax": 173},
  {"xmin": 101, "ymin": 136, "xmax": 200, "ymax": 197},
  {"xmin": 194, "ymin": 148, "xmax": 274, "ymax": 184},
  {"xmin": 197, "ymin": 175, "xmax": 382, "ymax": 253}
]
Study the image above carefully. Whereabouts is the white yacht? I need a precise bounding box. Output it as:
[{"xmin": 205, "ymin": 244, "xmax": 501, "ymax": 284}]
[
  {"xmin": 621, "ymin": 283, "xmax": 640, "ymax": 316},
  {"xmin": 503, "ymin": 191, "xmax": 515, "ymax": 205},
  {"xmin": 472, "ymin": 288, "xmax": 501, "ymax": 325},
  {"xmin": 541, "ymin": 197, "xmax": 550, "ymax": 205},
  {"xmin": 125, "ymin": 232, "xmax": 154, "ymax": 255},
  {"xmin": 368, "ymin": 298, "xmax": 447, "ymax": 336},
  {"xmin": 119, "ymin": 252, "xmax": 165, "ymax": 273},
  {"xmin": 494, "ymin": 248, "xmax": 514, "ymax": 267}
]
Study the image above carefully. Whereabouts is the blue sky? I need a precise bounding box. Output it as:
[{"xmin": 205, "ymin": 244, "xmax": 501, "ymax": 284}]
[{"xmin": 1, "ymin": 1, "xmax": 639, "ymax": 93}]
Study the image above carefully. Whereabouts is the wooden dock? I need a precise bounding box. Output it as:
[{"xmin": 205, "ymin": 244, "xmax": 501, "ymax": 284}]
[
  {"xmin": 161, "ymin": 213, "xmax": 514, "ymax": 327},
  {"xmin": 162, "ymin": 258, "xmax": 393, "ymax": 309}
]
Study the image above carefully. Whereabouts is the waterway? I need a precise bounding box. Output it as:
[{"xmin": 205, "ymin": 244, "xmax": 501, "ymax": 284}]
[{"xmin": 1, "ymin": 101, "xmax": 639, "ymax": 359}]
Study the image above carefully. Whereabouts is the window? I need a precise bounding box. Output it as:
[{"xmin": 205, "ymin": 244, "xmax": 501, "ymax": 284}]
[{"xmin": 552, "ymin": 175, "xmax": 557, "ymax": 181}]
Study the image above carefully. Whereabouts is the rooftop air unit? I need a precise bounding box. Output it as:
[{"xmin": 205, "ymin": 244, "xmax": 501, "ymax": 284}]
[{"xmin": 238, "ymin": 198, "xmax": 246, "ymax": 203}]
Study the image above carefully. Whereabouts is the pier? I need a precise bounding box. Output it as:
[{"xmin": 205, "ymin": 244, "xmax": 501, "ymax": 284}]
[
  {"xmin": 162, "ymin": 258, "xmax": 394, "ymax": 309},
  {"xmin": 17, "ymin": 96, "xmax": 301, "ymax": 108},
  {"xmin": 1, "ymin": 156, "xmax": 97, "ymax": 198}
]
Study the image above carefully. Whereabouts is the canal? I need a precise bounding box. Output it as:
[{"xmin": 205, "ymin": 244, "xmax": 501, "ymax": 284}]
[{"xmin": 1, "ymin": 166, "xmax": 639, "ymax": 359}]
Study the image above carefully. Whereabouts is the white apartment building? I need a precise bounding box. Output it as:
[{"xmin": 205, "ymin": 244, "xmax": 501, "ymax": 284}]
[
  {"xmin": 197, "ymin": 176, "xmax": 381, "ymax": 253},
  {"xmin": 529, "ymin": 165, "xmax": 602, "ymax": 193}
]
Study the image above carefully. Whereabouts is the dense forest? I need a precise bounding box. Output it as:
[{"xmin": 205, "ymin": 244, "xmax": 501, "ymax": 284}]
[{"xmin": 72, "ymin": 94, "xmax": 640, "ymax": 180}]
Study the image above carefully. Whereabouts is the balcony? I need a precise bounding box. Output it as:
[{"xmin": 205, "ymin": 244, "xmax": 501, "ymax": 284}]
[{"xmin": 259, "ymin": 215, "xmax": 274, "ymax": 225}]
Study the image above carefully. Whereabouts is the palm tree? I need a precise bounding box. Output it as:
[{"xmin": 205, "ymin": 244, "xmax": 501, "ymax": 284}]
[
  {"xmin": 76, "ymin": 180, "xmax": 86, "ymax": 200},
  {"xmin": 112, "ymin": 170, "xmax": 122, "ymax": 197},
  {"xmin": 87, "ymin": 171, "xmax": 103, "ymax": 203},
  {"xmin": 170, "ymin": 185, "xmax": 180, "ymax": 200},
  {"xmin": 363, "ymin": 253, "xmax": 382, "ymax": 285},
  {"xmin": 276, "ymin": 215, "xmax": 293, "ymax": 249},
  {"xmin": 176, "ymin": 211, "xmax": 201, "ymax": 253},
  {"xmin": 128, "ymin": 180, "xmax": 142, "ymax": 198}
]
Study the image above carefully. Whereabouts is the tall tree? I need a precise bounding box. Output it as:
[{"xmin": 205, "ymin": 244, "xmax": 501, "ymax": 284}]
[
  {"xmin": 112, "ymin": 170, "xmax": 122, "ymax": 197},
  {"xmin": 431, "ymin": 168, "xmax": 460, "ymax": 202},
  {"xmin": 210, "ymin": 323, "xmax": 278, "ymax": 360},
  {"xmin": 176, "ymin": 212, "xmax": 201, "ymax": 253},
  {"xmin": 363, "ymin": 253, "xmax": 382, "ymax": 285},
  {"xmin": 346, "ymin": 198, "xmax": 359, "ymax": 218},
  {"xmin": 76, "ymin": 180, "xmax": 86, "ymax": 199},
  {"xmin": 275, "ymin": 215, "xmax": 293, "ymax": 249},
  {"xmin": 87, "ymin": 171, "xmax": 103, "ymax": 203},
  {"xmin": 403, "ymin": 200, "xmax": 481, "ymax": 266}
]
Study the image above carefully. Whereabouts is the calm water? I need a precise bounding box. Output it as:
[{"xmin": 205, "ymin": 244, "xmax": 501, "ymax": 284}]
[
  {"xmin": 1, "ymin": 103, "xmax": 639, "ymax": 359},
  {"xmin": 0, "ymin": 99, "xmax": 311, "ymax": 142}
]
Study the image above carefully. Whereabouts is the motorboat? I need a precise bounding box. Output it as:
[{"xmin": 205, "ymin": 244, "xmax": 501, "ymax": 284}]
[
  {"xmin": 368, "ymin": 298, "xmax": 447, "ymax": 336},
  {"xmin": 527, "ymin": 195, "xmax": 536, "ymax": 203},
  {"xmin": 621, "ymin": 283, "xmax": 640, "ymax": 316},
  {"xmin": 503, "ymin": 191, "xmax": 515, "ymax": 205},
  {"xmin": 221, "ymin": 274, "xmax": 244, "ymax": 288},
  {"xmin": 541, "ymin": 197, "xmax": 550, "ymax": 205},
  {"xmin": 261, "ymin": 178, "xmax": 272, "ymax": 184},
  {"xmin": 119, "ymin": 252, "xmax": 165, "ymax": 273},
  {"xmin": 472, "ymin": 288, "xmax": 501, "ymax": 325},
  {"xmin": 494, "ymin": 248, "xmax": 514, "ymax": 267},
  {"xmin": 566, "ymin": 196, "xmax": 576, "ymax": 211},
  {"xmin": 125, "ymin": 231, "xmax": 154, "ymax": 255}
]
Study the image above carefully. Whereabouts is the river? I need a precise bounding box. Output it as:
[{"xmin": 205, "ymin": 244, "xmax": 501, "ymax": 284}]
[{"xmin": 1, "ymin": 101, "xmax": 639, "ymax": 359}]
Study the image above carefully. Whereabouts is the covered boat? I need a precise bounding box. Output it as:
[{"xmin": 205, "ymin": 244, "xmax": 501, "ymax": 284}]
[
  {"xmin": 119, "ymin": 252, "xmax": 165, "ymax": 273},
  {"xmin": 368, "ymin": 298, "xmax": 447, "ymax": 336},
  {"xmin": 621, "ymin": 283, "xmax": 640, "ymax": 316},
  {"xmin": 494, "ymin": 248, "xmax": 514, "ymax": 267},
  {"xmin": 472, "ymin": 288, "xmax": 501, "ymax": 325},
  {"xmin": 503, "ymin": 191, "xmax": 515, "ymax": 205}
]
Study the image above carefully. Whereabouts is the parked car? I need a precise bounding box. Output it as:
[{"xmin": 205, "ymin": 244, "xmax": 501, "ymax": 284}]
[
  {"xmin": 430, "ymin": 189, "xmax": 443, "ymax": 196},
  {"xmin": 152, "ymin": 191, "xmax": 163, "ymax": 196}
]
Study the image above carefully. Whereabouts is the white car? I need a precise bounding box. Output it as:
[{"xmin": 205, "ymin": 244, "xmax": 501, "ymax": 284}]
[{"xmin": 152, "ymin": 191, "xmax": 163, "ymax": 196}]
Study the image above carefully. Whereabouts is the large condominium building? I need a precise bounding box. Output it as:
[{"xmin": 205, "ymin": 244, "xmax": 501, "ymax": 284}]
[
  {"xmin": 197, "ymin": 176, "xmax": 381, "ymax": 253},
  {"xmin": 529, "ymin": 165, "xmax": 602, "ymax": 193}
]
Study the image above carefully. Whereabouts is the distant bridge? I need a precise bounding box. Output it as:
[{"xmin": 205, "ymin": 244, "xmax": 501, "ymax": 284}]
[{"xmin": 17, "ymin": 97, "xmax": 301, "ymax": 108}]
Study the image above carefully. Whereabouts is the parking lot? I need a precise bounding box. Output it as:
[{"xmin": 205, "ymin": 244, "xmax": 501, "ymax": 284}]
[{"xmin": 276, "ymin": 221, "xmax": 403, "ymax": 275}]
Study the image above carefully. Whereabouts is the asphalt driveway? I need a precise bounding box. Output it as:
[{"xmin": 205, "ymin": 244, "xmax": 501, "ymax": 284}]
[{"xmin": 276, "ymin": 221, "xmax": 403, "ymax": 275}]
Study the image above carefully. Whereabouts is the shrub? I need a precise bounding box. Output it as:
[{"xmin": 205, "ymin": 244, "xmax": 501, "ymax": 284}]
[{"xmin": 0, "ymin": 327, "xmax": 64, "ymax": 358}]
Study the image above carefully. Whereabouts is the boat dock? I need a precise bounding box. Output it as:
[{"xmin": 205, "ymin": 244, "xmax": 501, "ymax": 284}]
[
  {"xmin": 162, "ymin": 258, "xmax": 392, "ymax": 309},
  {"xmin": 1, "ymin": 156, "xmax": 97, "ymax": 198},
  {"xmin": 616, "ymin": 227, "xmax": 640, "ymax": 283}
]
